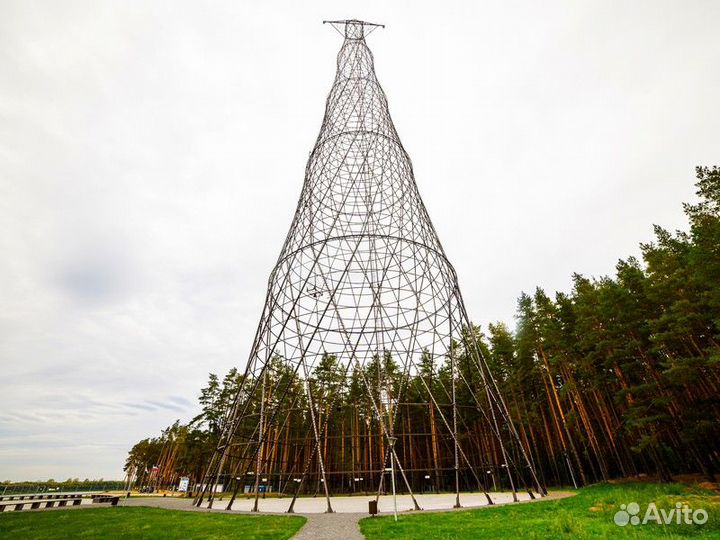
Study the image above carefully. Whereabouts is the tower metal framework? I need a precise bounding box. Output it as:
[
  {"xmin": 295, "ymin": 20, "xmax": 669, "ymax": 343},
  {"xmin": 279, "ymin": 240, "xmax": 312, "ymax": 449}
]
[{"xmin": 195, "ymin": 19, "xmax": 545, "ymax": 512}]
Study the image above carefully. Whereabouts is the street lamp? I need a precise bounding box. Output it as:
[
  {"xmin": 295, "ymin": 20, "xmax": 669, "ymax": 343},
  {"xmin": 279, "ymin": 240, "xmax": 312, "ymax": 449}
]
[
  {"xmin": 487, "ymin": 469, "xmax": 497, "ymax": 491},
  {"xmin": 387, "ymin": 436, "xmax": 398, "ymax": 522}
]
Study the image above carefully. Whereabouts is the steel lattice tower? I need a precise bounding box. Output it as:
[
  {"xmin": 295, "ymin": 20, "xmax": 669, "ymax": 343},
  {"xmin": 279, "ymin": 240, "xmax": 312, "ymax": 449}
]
[{"xmin": 195, "ymin": 20, "xmax": 544, "ymax": 512}]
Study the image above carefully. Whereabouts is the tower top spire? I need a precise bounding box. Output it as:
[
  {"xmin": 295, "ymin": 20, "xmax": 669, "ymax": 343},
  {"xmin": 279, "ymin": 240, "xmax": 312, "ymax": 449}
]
[{"xmin": 323, "ymin": 19, "xmax": 384, "ymax": 40}]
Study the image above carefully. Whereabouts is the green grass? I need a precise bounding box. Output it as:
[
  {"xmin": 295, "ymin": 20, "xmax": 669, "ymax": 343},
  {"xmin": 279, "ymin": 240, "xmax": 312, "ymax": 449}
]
[
  {"xmin": 359, "ymin": 482, "xmax": 720, "ymax": 539},
  {"xmin": 0, "ymin": 506, "xmax": 306, "ymax": 540}
]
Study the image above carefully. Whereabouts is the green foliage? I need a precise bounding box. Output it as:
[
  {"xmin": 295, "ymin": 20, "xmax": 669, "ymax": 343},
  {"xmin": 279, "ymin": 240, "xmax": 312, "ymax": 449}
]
[
  {"xmin": 359, "ymin": 482, "xmax": 720, "ymax": 540},
  {"xmin": 123, "ymin": 370, "xmax": 246, "ymax": 489},
  {"xmin": 0, "ymin": 507, "xmax": 306, "ymax": 540},
  {"xmin": 126, "ymin": 166, "xmax": 720, "ymax": 491},
  {"xmin": 492, "ymin": 167, "xmax": 720, "ymax": 484}
]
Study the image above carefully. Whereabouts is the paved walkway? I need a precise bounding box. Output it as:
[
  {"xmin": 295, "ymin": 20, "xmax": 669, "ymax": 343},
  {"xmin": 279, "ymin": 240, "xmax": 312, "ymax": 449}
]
[
  {"xmin": 289, "ymin": 490, "xmax": 574, "ymax": 539},
  {"xmin": 196, "ymin": 490, "xmax": 536, "ymax": 513},
  {"xmin": 119, "ymin": 490, "xmax": 575, "ymax": 539},
  {"xmin": 292, "ymin": 512, "xmax": 365, "ymax": 540}
]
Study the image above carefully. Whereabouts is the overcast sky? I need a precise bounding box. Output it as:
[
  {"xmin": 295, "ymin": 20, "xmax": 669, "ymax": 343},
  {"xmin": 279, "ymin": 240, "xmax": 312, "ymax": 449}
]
[{"xmin": 1, "ymin": 0, "xmax": 718, "ymax": 481}]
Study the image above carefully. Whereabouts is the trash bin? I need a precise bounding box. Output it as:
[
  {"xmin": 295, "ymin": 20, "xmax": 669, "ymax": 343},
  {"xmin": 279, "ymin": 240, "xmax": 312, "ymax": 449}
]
[{"xmin": 368, "ymin": 500, "xmax": 378, "ymax": 516}]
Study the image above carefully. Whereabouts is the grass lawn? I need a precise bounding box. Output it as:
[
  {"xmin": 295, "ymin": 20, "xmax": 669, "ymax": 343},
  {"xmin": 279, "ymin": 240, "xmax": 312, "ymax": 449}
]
[
  {"xmin": 359, "ymin": 482, "xmax": 720, "ymax": 539},
  {"xmin": 0, "ymin": 506, "xmax": 306, "ymax": 540}
]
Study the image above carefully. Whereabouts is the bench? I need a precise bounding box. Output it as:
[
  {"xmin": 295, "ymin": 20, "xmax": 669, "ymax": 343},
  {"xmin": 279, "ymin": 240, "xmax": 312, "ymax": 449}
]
[{"xmin": 92, "ymin": 495, "xmax": 120, "ymax": 506}]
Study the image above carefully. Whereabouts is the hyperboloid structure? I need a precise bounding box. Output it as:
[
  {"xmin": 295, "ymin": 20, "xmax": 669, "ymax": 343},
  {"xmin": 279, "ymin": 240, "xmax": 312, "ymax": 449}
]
[{"xmin": 195, "ymin": 19, "xmax": 545, "ymax": 512}]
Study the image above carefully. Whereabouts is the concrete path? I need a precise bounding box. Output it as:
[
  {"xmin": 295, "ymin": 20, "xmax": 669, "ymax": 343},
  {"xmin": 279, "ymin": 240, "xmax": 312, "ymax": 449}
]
[
  {"xmin": 198, "ymin": 491, "xmax": 536, "ymax": 513},
  {"xmin": 118, "ymin": 490, "xmax": 575, "ymax": 540},
  {"xmin": 291, "ymin": 512, "xmax": 365, "ymax": 540},
  {"xmin": 287, "ymin": 490, "xmax": 575, "ymax": 539}
]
